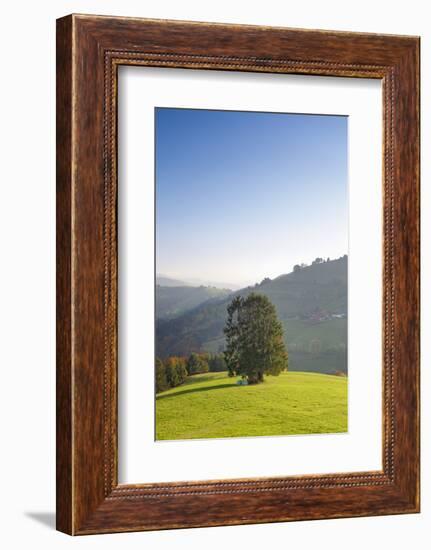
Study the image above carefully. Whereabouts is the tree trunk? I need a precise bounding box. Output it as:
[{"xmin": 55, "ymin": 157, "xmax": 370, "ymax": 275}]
[{"xmin": 248, "ymin": 371, "xmax": 264, "ymax": 384}]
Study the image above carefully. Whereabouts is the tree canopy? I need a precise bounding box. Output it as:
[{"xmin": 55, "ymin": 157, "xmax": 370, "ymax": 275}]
[
  {"xmin": 224, "ymin": 293, "xmax": 288, "ymax": 384},
  {"xmin": 187, "ymin": 352, "xmax": 209, "ymax": 375},
  {"xmin": 164, "ymin": 356, "xmax": 188, "ymax": 388},
  {"xmin": 155, "ymin": 358, "xmax": 168, "ymax": 393}
]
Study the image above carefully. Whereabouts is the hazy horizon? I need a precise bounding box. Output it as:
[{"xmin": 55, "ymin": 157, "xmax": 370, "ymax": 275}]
[
  {"xmin": 156, "ymin": 108, "xmax": 348, "ymax": 286},
  {"xmin": 157, "ymin": 251, "xmax": 348, "ymax": 289}
]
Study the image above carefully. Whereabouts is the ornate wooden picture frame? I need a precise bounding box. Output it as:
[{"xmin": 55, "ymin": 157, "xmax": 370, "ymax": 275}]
[{"xmin": 56, "ymin": 14, "xmax": 420, "ymax": 535}]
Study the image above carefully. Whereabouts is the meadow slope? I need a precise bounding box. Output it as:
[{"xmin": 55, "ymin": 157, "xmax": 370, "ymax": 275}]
[{"xmin": 156, "ymin": 371, "xmax": 347, "ymax": 440}]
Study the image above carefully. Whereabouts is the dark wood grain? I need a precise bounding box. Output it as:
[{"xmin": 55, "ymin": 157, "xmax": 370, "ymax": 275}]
[
  {"xmin": 56, "ymin": 15, "xmax": 73, "ymax": 535},
  {"xmin": 56, "ymin": 14, "xmax": 420, "ymax": 535}
]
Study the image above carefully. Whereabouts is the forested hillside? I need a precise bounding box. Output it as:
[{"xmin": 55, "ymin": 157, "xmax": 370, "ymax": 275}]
[
  {"xmin": 156, "ymin": 256, "xmax": 348, "ymax": 373},
  {"xmin": 156, "ymin": 285, "xmax": 232, "ymax": 320}
]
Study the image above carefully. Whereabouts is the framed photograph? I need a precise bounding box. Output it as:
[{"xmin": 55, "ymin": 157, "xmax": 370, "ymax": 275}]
[{"xmin": 56, "ymin": 14, "xmax": 420, "ymax": 535}]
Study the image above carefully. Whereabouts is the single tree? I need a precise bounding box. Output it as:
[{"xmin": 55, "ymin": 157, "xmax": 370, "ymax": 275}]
[
  {"xmin": 164, "ymin": 356, "xmax": 188, "ymax": 388},
  {"xmin": 224, "ymin": 293, "xmax": 288, "ymax": 384},
  {"xmin": 175, "ymin": 356, "xmax": 188, "ymax": 384},
  {"xmin": 164, "ymin": 358, "xmax": 179, "ymax": 388},
  {"xmin": 155, "ymin": 357, "xmax": 168, "ymax": 393}
]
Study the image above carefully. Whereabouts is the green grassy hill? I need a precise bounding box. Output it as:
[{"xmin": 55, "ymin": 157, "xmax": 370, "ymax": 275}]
[
  {"xmin": 156, "ymin": 371, "xmax": 348, "ymax": 440},
  {"xmin": 156, "ymin": 257, "xmax": 347, "ymax": 373}
]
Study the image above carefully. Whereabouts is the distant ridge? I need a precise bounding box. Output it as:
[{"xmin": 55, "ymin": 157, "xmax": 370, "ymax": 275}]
[
  {"xmin": 157, "ymin": 274, "xmax": 239, "ymax": 290},
  {"xmin": 156, "ymin": 275, "xmax": 190, "ymax": 287},
  {"xmin": 156, "ymin": 285, "xmax": 232, "ymax": 320}
]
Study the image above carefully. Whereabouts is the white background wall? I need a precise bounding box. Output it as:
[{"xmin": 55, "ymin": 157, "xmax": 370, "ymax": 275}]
[{"xmin": 0, "ymin": 1, "xmax": 428, "ymax": 548}]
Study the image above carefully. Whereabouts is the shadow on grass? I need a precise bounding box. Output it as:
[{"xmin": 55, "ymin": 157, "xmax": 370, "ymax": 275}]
[{"xmin": 157, "ymin": 383, "xmax": 237, "ymax": 400}]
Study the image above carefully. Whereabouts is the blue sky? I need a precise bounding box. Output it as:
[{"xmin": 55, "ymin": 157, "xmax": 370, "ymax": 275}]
[{"xmin": 155, "ymin": 108, "xmax": 347, "ymax": 287}]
